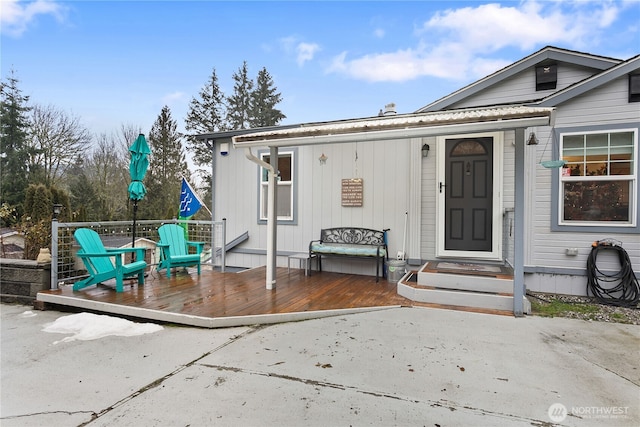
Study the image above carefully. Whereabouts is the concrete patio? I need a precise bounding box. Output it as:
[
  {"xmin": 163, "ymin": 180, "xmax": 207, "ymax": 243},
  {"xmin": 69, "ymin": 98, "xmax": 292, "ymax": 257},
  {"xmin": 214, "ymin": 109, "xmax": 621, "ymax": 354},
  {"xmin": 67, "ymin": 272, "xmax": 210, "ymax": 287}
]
[{"xmin": 1, "ymin": 302, "xmax": 638, "ymax": 426}]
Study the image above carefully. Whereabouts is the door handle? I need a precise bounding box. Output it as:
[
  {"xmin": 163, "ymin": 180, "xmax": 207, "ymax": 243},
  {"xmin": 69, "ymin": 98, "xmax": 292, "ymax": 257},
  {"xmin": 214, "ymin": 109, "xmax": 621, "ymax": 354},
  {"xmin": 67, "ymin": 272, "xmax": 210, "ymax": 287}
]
[{"xmin": 439, "ymin": 182, "xmax": 445, "ymax": 193}]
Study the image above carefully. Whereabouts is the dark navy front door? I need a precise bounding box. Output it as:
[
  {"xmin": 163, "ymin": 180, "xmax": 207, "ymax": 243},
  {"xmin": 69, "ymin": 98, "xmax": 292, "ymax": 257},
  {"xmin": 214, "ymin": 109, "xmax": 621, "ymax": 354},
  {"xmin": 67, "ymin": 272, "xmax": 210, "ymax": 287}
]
[{"xmin": 444, "ymin": 137, "xmax": 493, "ymax": 252}]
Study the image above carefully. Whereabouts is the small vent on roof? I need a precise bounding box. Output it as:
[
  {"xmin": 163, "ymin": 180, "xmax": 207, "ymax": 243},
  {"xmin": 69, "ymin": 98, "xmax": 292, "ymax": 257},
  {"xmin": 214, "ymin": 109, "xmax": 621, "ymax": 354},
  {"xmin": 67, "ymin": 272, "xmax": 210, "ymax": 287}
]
[
  {"xmin": 536, "ymin": 64, "xmax": 557, "ymax": 91},
  {"xmin": 383, "ymin": 103, "xmax": 397, "ymax": 116}
]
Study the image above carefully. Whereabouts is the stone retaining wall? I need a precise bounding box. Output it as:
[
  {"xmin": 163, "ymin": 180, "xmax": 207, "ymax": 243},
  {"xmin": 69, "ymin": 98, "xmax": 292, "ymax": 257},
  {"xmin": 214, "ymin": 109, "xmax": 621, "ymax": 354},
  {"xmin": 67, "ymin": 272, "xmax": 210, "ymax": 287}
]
[{"xmin": 0, "ymin": 258, "xmax": 51, "ymax": 305}]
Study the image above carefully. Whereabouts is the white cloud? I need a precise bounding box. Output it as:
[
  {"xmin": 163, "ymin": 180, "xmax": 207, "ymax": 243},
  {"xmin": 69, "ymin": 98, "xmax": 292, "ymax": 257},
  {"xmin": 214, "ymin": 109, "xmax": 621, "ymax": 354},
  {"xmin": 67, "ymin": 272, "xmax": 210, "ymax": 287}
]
[
  {"xmin": 279, "ymin": 36, "xmax": 297, "ymax": 53},
  {"xmin": 421, "ymin": 1, "xmax": 620, "ymax": 51},
  {"xmin": 327, "ymin": 0, "xmax": 623, "ymax": 83},
  {"xmin": 373, "ymin": 28, "xmax": 385, "ymax": 39},
  {"xmin": 280, "ymin": 36, "xmax": 320, "ymax": 66},
  {"xmin": 0, "ymin": 0, "xmax": 66, "ymax": 37},
  {"xmin": 296, "ymin": 42, "xmax": 320, "ymax": 66}
]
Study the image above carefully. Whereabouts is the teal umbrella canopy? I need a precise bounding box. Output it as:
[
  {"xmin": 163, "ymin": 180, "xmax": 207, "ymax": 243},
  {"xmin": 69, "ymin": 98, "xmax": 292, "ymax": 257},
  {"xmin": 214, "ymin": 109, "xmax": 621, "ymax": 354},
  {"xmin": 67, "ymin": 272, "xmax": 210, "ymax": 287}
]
[{"xmin": 128, "ymin": 134, "xmax": 150, "ymax": 201}]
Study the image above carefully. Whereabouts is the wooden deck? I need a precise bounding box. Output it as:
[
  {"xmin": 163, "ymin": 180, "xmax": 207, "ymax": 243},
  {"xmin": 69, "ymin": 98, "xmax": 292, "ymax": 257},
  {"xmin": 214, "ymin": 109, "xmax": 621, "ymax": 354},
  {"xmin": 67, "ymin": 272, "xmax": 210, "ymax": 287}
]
[{"xmin": 37, "ymin": 266, "xmax": 416, "ymax": 328}]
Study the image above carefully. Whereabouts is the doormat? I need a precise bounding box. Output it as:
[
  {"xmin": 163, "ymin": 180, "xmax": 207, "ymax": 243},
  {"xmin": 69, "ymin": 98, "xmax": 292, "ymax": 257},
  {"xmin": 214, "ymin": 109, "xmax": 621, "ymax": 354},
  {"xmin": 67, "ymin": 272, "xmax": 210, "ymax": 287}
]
[{"xmin": 432, "ymin": 262, "xmax": 503, "ymax": 273}]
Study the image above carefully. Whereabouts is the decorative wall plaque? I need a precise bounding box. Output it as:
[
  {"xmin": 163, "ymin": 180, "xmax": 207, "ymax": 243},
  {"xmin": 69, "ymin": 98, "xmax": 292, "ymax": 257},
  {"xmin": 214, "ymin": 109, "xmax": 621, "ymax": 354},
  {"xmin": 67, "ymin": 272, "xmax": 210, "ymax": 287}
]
[{"xmin": 341, "ymin": 178, "xmax": 363, "ymax": 207}]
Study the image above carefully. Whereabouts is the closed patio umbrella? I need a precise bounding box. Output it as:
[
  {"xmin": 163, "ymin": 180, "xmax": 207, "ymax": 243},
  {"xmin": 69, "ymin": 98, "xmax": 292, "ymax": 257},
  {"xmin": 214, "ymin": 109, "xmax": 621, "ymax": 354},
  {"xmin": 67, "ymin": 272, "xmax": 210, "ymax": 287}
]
[{"xmin": 128, "ymin": 134, "xmax": 151, "ymax": 251}]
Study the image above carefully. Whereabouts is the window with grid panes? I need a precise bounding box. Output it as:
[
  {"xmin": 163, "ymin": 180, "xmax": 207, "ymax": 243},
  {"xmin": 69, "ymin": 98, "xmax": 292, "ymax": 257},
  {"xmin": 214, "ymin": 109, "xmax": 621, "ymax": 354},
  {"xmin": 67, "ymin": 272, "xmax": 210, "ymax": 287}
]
[
  {"xmin": 259, "ymin": 151, "xmax": 294, "ymax": 221},
  {"xmin": 559, "ymin": 129, "xmax": 637, "ymax": 226}
]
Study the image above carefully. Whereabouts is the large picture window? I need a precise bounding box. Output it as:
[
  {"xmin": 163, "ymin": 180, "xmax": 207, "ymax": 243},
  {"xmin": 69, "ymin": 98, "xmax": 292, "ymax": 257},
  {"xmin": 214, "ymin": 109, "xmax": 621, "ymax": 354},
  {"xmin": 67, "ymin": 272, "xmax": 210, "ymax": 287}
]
[
  {"xmin": 259, "ymin": 150, "xmax": 295, "ymax": 222},
  {"xmin": 559, "ymin": 129, "xmax": 637, "ymax": 226}
]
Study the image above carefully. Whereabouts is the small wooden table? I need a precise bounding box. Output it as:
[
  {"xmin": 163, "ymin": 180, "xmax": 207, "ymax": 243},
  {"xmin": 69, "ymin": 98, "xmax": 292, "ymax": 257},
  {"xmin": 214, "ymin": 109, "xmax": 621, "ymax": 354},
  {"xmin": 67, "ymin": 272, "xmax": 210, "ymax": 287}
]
[{"xmin": 288, "ymin": 252, "xmax": 315, "ymax": 276}]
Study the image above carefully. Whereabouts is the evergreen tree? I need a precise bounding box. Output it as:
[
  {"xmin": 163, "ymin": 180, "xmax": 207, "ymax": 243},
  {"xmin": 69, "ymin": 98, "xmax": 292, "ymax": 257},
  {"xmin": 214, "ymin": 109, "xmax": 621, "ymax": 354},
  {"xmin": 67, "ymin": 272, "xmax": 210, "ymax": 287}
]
[
  {"xmin": 249, "ymin": 67, "xmax": 286, "ymax": 128},
  {"xmin": 144, "ymin": 106, "xmax": 189, "ymax": 219},
  {"xmin": 226, "ymin": 61, "xmax": 254, "ymax": 130},
  {"xmin": 21, "ymin": 183, "xmax": 70, "ymax": 259},
  {"xmin": 67, "ymin": 155, "xmax": 99, "ymax": 221},
  {"xmin": 21, "ymin": 184, "xmax": 52, "ymax": 259},
  {"xmin": 0, "ymin": 69, "xmax": 31, "ymax": 222},
  {"xmin": 185, "ymin": 68, "xmax": 227, "ymax": 181}
]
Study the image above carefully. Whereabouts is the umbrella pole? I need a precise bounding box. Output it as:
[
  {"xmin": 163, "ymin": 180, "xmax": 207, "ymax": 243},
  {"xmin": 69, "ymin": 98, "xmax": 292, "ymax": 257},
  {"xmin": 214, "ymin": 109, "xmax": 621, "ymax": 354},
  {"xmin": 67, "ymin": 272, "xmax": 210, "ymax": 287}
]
[{"xmin": 131, "ymin": 199, "xmax": 138, "ymax": 263}]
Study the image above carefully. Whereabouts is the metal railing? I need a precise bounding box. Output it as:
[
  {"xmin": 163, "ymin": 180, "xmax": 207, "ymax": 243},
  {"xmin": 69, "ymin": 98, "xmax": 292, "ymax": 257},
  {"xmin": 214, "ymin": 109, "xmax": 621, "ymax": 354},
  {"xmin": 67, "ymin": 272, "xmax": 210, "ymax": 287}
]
[{"xmin": 50, "ymin": 219, "xmax": 226, "ymax": 289}]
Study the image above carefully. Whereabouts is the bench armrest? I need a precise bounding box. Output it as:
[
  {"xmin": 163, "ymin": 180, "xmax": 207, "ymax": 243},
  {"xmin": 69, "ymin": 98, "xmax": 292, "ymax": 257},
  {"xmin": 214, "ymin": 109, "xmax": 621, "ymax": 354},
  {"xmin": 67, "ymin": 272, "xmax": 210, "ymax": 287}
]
[{"xmin": 309, "ymin": 239, "xmax": 321, "ymax": 252}]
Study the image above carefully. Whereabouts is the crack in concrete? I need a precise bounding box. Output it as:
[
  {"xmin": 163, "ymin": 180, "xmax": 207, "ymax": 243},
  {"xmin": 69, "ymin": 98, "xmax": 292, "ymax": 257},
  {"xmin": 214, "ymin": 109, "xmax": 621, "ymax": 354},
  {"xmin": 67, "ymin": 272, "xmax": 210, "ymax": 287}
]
[
  {"xmin": 77, "ymin": 325, "xmax": 263, "ymax": 425},
  {"xmin": 200, "ymin": 362, "xmax": 552, "ymax": 425},
  {"xmin": 574, "ymin": 354, "xmax": 640, "ymax": 387},
  {"xmin": 541, "ymin": 331, "xmax": 640, "ymax": 387},
  {"xmin": 1, "ymin": 410, "xmax": 97, "ymax": 421}
]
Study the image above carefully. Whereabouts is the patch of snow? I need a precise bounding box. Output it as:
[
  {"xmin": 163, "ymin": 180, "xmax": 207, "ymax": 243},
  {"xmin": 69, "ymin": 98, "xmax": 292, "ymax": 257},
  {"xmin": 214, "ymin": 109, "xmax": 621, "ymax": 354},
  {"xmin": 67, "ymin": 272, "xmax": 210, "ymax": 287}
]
[
  {"xmin": 19, "ymin": 310, "xmax": 37, "ymax": 318},
  {"xmin": 42, "ymin": 312, "xmax": 163, "ymax": 344}
]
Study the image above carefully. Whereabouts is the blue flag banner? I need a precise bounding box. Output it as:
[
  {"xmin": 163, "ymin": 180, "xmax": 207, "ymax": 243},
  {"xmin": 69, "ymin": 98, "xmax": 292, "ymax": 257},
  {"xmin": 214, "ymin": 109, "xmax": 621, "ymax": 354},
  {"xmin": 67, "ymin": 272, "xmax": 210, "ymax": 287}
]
[{"xmin": 179, "ymin": 178, "xmax": 203, "ymax": 218}]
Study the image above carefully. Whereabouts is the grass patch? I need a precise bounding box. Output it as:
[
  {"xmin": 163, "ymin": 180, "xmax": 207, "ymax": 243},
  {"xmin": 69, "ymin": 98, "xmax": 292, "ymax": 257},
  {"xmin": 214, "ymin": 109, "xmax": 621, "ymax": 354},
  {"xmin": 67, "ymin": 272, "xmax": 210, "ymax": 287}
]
[
  {"xmin": 610, "ymin": 312, "xmax": 626, "ymax": 321},
  {"xmin": 530, "ymin": 298, "xmax": 599, "ymax": 318}
]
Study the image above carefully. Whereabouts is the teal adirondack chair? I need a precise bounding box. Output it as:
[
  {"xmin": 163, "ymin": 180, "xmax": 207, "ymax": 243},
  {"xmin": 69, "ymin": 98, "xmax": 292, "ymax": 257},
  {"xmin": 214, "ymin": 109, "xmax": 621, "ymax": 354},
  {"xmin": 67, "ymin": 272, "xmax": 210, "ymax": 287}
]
[
  {"xmin": 73, "ymin": 228, "xmax": 147, "ymax": 293},
  {"xmin": 156, "ymin": 224, "xmax": 205, "ymax": 278}
]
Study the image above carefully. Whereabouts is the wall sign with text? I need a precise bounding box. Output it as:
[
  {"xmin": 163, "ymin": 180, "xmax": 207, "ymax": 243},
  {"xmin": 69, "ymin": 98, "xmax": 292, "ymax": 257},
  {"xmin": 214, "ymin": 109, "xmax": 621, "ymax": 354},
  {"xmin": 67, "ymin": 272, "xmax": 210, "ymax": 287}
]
[{"xmin": 341, "ymin": 178, "xmax": 363, "ymax": 207}]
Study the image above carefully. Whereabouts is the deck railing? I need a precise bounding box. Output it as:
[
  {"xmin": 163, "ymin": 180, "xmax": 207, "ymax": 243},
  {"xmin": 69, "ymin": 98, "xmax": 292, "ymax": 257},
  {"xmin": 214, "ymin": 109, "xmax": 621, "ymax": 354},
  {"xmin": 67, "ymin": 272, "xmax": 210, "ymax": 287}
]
[{"xmin": 50, "ymin": 219, "xmax": 226, "ymax": 289}]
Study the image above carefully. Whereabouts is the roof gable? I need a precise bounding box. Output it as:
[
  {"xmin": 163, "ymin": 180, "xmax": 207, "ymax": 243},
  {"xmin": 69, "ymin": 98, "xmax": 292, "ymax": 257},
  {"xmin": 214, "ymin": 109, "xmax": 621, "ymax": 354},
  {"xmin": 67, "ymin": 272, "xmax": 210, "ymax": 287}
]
[
  {"xmin": 536, "ymin": 54, "xmax": 640, "ymax": 106},
  {"xmin": 417, "ymin": 46, "xmax": 621, "ymax": 112}
]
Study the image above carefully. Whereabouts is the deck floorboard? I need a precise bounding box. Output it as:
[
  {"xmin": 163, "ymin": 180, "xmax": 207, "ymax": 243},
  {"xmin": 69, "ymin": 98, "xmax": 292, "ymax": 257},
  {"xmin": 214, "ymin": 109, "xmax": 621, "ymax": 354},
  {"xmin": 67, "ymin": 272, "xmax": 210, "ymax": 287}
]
[
  {"xmin": 37, "ymin": 266, "xmax": 512, "ymax": 327},
  {"xmin": 37, "ymin": 266, "xmax": 414, "ymax": 327}
]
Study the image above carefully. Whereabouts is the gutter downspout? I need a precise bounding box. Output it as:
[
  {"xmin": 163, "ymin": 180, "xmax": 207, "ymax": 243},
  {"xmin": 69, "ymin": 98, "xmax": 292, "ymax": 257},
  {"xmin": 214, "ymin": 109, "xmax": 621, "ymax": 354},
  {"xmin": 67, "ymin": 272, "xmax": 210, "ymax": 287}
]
[
  {"xmin": 244, "ymin": 147, "xmax": 278, "ymax": 289},
  {"xmin": 207, "ymin": 139, "xmax": 222, "ymax": 271}
]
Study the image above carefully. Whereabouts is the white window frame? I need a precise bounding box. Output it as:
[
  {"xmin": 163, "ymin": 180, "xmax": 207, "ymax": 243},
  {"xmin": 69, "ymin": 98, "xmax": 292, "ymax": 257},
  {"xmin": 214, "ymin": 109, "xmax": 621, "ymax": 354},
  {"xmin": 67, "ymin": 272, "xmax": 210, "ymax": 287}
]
[
  {"xmin": 558, "ymin": 128, "xmax": 637, "ymax": 228},
  {"xmin": 259, "ymin": 149, "xmax": 295, "ymax": 222}
]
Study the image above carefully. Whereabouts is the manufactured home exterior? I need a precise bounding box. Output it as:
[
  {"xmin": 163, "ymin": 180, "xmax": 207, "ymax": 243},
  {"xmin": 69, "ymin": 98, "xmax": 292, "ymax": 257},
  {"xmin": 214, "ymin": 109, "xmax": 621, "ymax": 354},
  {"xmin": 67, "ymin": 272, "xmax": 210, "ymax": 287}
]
[
  {"xmin": 199, "ymin": 46, "xmax": 639, "ymax": 309},
  {"xmin": 418, "ymin": 46, "xmax": 639, "ymax": 295}
]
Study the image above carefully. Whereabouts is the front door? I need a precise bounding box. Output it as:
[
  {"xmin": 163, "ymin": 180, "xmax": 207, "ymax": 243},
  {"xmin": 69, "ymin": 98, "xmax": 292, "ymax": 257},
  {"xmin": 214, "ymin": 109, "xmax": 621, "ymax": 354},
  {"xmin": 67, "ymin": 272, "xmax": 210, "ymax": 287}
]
[{"xmin": 442, "ymin": 136, "xmax": 495, "ymax": 253}]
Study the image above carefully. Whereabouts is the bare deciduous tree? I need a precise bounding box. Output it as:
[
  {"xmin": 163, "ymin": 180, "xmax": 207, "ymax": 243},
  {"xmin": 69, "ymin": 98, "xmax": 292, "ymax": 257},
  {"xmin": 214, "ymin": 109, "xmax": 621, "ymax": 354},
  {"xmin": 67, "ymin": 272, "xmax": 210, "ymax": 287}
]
[{"xmin": 27, "ymin": 104, "xmax": 91, "ymax": 187}]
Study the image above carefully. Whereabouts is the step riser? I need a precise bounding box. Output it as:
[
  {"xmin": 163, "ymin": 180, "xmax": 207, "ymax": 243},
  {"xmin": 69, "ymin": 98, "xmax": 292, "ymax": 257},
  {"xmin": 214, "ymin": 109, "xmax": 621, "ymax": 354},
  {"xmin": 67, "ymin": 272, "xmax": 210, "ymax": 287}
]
[
  {"xmin": 398, "ymin": 282, "xmax": 514, "ymax": 311},
  {"xmin": 417, "ymin": 271, "xmax": 513, "ymax": 293}
]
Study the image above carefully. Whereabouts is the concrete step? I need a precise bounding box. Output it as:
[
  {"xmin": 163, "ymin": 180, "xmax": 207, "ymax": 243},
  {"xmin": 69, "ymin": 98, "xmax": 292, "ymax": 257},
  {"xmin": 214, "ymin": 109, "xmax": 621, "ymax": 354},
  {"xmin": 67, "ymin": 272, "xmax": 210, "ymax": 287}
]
[
  {"xmin": 398, "ymin": 269, "xmax": 530, "ymax": 314},
  {"xmin": 417, "ymin": 261, "xmax": 514, "ymax": 293}
]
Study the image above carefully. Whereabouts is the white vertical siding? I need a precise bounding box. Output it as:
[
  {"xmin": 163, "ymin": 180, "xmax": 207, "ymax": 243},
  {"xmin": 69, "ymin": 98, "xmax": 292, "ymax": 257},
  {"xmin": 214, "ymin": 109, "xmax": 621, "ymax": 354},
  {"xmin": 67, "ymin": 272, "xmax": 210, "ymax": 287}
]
[
  {"xmin": 217, "ymin": 138, "xmax": 413, "ymax": 275},
  {"xmin": 502, "ymin": 131, "xmax": 516, "ymax": 264},
  {"xmin": 420, "ymin": 136, "xmax": 438, "ymax": 260}
]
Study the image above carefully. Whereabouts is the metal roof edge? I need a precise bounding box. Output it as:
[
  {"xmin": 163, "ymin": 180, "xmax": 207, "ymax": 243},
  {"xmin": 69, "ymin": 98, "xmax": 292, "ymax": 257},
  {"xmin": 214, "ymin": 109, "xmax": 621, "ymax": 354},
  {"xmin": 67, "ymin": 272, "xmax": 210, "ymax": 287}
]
[
  {"xmin": 195, "ymin": 124, "xmax": 302, "ymax": 141},
  {"xmin": 232, "ymin": 106, "xmax": 554, "ymax": 148}
]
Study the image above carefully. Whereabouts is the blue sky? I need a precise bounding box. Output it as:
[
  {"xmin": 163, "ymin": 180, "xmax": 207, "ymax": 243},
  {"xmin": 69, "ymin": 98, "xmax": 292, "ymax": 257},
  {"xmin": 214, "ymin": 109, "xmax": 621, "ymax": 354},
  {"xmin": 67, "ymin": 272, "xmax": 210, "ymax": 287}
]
[{"xmin": 2, "ymin": 0, "xmax": 639, "ymax": 139}]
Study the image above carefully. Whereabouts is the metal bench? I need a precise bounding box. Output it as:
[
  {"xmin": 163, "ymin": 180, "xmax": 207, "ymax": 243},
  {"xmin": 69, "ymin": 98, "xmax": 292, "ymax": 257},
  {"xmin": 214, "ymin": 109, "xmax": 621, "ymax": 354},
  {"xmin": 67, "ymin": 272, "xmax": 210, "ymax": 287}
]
[{"xmin": 309, "ymin": 227, "xmax": 388, "ymax": 282}]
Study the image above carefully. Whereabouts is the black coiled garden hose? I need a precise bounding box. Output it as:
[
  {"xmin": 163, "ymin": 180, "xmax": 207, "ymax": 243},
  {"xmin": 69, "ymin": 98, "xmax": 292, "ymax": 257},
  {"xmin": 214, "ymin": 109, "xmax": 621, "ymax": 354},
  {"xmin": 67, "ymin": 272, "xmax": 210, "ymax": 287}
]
[{"xmin": 586, "ymin": 240, "xmax": 640, "ymax": 308}]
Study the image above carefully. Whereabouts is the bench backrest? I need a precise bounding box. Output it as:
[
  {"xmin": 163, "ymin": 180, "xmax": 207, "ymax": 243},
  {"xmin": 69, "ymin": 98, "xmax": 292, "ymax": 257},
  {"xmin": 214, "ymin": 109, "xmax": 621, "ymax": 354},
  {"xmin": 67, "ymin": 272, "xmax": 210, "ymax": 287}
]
[{"xmin": 320, "ymin": 228, "xmax": 385, "ymax": 245}]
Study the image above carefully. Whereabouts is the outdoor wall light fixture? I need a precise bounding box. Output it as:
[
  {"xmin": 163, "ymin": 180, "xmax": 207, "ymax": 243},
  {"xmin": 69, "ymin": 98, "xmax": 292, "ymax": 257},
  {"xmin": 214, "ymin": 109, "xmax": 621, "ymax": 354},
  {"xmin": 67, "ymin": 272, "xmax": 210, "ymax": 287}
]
[
  {"xmin": 319, "ymin": 153, "xmax": 328, "ymax": 164},
  {"xmin": 220, "ymin": 142, "xmax": 229, "ymax": 156},
  {"xmin": 527, "ymin": 132, "xmax": 539, "ymax": 145},
  {"xmin": 52, "ymin": 204, "xmax": 63, "ymax": 220},
  {"xmin": 422, "ymin": 144, "xmax": 430, "ymax": 158}
]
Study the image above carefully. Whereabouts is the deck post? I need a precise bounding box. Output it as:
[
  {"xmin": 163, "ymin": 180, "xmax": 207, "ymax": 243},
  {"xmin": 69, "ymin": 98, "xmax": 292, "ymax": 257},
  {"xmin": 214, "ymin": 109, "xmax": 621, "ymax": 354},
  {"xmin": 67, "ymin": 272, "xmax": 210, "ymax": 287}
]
[
  {"xmin": 513, "ymin": 128, "xmax": 525, "ymax": 317},
  {"xmin": 221, "ymin": 218, "xmax": 226, "ymax": 272},
  {"xmin": 266, "ymin": 146, "xmax": 278, "ymax": 289},
  {"xmin": 51, "ymin": 217, "xmax": 59, "ymax": 289}
]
